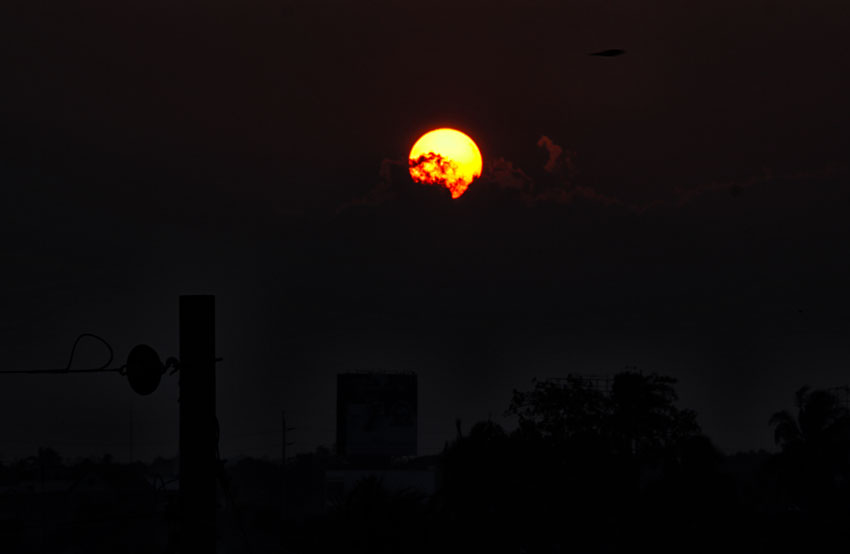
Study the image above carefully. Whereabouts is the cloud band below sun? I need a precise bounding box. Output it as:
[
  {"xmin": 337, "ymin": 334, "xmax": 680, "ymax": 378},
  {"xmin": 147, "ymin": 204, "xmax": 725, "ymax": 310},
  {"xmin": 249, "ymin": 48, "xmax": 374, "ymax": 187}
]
[{"xmin": 409, "ymin": 152, "xmax": 471, "ymax": 199}]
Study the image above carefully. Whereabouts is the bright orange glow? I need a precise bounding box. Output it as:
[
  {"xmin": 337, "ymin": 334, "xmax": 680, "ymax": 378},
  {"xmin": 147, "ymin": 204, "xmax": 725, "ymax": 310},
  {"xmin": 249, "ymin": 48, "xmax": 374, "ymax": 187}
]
[{"xmin": 409, "ymin": 128, "xmax": 483, "ymax": 199}]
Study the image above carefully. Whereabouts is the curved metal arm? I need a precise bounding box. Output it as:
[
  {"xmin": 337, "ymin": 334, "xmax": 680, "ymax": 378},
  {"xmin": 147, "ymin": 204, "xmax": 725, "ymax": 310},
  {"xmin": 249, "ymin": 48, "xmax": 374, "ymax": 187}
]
[{"xmin": 0, "ymin": 333, "xmax": 119, "ymax": 375}]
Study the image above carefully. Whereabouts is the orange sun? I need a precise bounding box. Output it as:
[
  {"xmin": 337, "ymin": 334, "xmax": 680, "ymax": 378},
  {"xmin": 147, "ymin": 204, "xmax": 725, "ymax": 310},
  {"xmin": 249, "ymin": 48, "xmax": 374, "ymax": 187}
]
[{"xmin": 409, "ymin": 128, "xmax": 483, "ymax": 199}]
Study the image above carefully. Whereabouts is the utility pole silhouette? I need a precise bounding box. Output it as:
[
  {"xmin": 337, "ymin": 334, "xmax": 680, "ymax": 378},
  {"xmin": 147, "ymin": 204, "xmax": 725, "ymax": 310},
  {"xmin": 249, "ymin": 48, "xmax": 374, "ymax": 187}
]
[
  {"xmin": 281, "ymin": 410, "xmax": 294, "ymax": 521},
  {"xmin": 128, "ymin": 397, "xmax": 133, "ymax": 464},
  {"xmin": 178, "ymin": 295, "xmax": 216, "ymax": 554}
]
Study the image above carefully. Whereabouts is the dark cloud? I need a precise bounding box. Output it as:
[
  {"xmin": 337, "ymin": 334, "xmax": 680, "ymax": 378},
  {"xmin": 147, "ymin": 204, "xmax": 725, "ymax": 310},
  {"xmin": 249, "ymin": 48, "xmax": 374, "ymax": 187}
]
[
  {"xmin": 537, "ymin": 136, "xmax": 567, "ymax": 174},
  {"xmin": 349, "ymin": 135, "xmax": 610, "ymax": 209},
  {"xmin": 343, "ymin": 132, "xmax": 849, "ymax": 223},
  {"xmin": 483, "ymin": 157, "xmax": 533, "ymax": 192},
  {"xmin": 636, "ymin": 163, "xmax": 850, "ymax": 215}
]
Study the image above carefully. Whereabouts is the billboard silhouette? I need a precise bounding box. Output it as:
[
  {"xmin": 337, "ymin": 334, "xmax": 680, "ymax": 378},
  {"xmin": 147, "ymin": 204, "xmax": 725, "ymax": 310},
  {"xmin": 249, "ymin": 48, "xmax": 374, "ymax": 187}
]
[{"xmin": 336, "ymin": 372, "xmax": 417, "ymax": 459}]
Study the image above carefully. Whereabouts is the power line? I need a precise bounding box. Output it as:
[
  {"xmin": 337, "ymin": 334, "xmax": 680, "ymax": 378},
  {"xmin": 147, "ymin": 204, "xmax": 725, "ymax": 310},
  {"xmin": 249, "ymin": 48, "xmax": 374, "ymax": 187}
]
[{"xmin": 0, "ymin": 367, "xmax": 123, "ymax": 374}]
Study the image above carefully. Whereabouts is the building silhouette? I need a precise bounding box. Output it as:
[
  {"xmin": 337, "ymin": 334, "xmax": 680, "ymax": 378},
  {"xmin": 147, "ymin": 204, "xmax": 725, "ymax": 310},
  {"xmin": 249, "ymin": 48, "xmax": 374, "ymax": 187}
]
[{"xmin": 335, "ymin": 371, "xmax": 418, "ymax": 465}]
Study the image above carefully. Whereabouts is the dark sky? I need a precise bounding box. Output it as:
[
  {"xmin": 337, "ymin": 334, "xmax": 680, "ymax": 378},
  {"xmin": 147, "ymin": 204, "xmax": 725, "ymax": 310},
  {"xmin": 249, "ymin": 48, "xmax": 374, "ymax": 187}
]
[{"xmin": 1, "ymin": 0, "xmax": 849, "ymax": 462}]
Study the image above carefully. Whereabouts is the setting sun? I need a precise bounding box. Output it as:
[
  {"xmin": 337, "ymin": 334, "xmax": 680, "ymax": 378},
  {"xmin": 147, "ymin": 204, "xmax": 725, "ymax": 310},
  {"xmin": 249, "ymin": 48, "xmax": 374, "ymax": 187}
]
[{"xmin": 409, "ymin": 128, "xmax": 483, "ymax": 199}]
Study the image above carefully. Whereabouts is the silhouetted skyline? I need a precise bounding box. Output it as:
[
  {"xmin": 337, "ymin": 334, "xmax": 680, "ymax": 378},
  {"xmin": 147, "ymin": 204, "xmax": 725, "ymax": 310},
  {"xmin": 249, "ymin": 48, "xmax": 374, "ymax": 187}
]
[{"xmin": 4, "ymin": 373, "xmax": 849, "ymax": 553}]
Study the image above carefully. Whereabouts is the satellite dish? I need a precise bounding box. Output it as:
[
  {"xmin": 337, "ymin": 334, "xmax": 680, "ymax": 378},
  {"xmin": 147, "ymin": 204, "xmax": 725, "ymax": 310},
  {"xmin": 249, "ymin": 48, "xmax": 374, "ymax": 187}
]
[{"xmin": 125, "ymin": 344, "xmax": 164, "ymax": 395}]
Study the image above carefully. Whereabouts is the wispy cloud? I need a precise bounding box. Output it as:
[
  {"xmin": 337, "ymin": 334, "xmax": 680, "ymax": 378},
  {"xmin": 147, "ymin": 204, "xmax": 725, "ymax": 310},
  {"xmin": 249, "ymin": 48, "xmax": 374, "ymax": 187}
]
[{"xmin": 342, "ymin": 137, "xmax": 848, "ymax": 217}]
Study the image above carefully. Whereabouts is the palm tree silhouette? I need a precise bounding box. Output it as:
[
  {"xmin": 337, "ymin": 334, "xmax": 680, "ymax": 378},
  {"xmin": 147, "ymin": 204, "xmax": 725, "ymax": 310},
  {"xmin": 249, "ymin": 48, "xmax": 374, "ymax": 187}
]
[{"xmin": 768, "ymin": 386, "xmax": 850, "ymax": 511}]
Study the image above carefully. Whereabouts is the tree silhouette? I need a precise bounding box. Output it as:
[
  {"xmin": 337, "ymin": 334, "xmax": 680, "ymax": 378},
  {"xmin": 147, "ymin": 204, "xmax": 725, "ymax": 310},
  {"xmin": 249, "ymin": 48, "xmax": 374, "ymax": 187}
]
[
  {"xmin": 770, "ymin": 387, "xmax": 850, "ymax": 450},
  {"xmin": 502, "ymin": 370, "xmax": 708, "ymax": 552},
  {"xmin": 768, "ymin": 386, "xmax": 850, "ymax": 512},
  {"xmin": 507, "ymin": 370, "xmax": 701, "ymax": 458},
  {"xmin": 610, "ymin": 372, "xmax": 699, "ymax": 454},
  {"xmin": 506, "ymin": 375, "xmax": 608, "ymax": 443},
  {"xmin": 323, "ymin": 475, "xmax": 431, "ymax": 554},
  {"xmin": 437, "ymin": 421, "xmax": 519, "ymax": 553}
]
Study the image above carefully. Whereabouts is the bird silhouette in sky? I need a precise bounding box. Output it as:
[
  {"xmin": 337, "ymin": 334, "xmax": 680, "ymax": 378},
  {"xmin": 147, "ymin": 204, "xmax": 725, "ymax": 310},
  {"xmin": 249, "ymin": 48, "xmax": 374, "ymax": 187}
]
[{"xmin": 589, "ymin": 49, "xmax": 626, "ymax": 57}]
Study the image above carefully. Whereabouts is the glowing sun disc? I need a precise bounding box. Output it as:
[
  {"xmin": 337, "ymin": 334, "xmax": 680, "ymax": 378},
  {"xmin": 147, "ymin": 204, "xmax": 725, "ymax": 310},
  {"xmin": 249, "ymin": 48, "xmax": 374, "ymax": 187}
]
[{"xmin": 409, "ymin": 128, "xmax": 483, "ymax": 199}]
